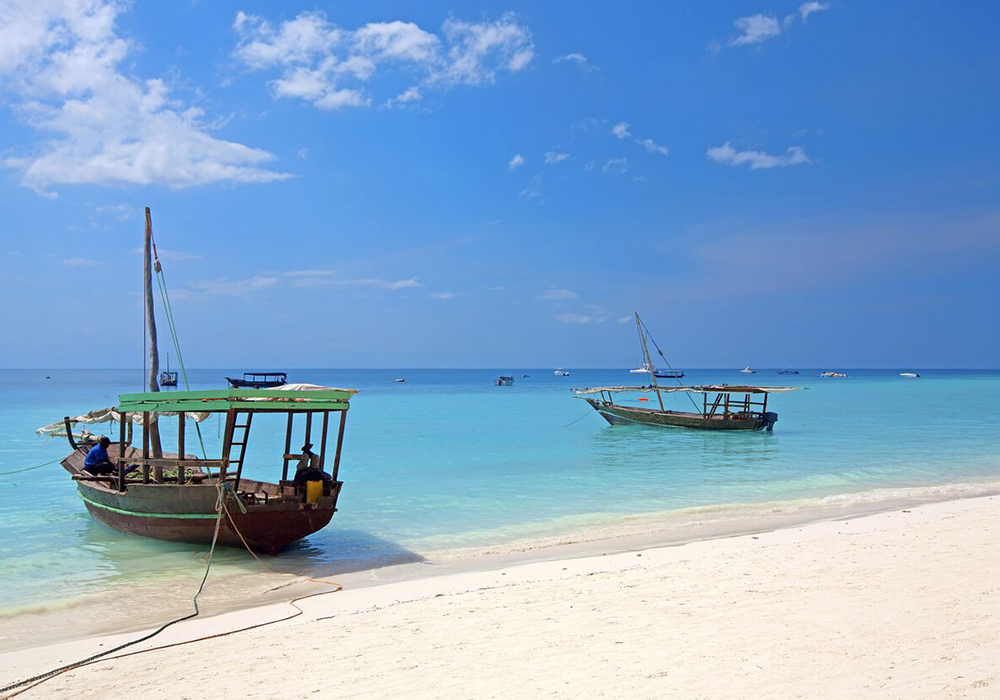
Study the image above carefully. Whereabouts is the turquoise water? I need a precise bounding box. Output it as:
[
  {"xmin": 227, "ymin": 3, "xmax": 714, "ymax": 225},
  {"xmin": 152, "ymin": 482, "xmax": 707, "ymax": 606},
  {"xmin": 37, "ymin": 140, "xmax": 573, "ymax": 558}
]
[{"xmin": 1, "ymin": 368, "xmax": 999, "ymax": 618}]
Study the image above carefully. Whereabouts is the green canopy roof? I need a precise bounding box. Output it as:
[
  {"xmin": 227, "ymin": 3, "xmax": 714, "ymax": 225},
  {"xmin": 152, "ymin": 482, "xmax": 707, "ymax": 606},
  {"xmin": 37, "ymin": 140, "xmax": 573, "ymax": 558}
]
[{"xmin": 118, "ymin": 386, "xmax": 357, "ymax": 414}]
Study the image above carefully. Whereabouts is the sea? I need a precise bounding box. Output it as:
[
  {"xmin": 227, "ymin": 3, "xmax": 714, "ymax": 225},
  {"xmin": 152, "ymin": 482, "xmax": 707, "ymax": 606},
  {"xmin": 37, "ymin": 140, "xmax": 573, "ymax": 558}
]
[{"xmin": 2, "ymin": 368, "xmax": 999, "ymax": 644}]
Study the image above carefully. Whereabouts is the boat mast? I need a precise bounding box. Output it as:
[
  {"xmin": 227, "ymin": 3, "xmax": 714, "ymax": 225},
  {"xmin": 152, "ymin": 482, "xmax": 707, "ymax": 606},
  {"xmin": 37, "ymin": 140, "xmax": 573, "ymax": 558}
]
[
  {"xmin": 635, "ymin": 312, "xmax": 664, "ymax": 411},
  {"xmin": 144, "ymin": 207, "xmax": 163, "ymax": 459}
]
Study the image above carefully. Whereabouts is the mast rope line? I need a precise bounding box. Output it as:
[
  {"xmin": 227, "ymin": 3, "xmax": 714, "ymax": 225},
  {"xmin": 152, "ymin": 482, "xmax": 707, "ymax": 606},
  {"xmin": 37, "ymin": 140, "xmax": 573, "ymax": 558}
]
[
  {"xmin": 638, "ymin": 317, "xmax": 702, "ymax": 413},
  {"xmin": 0, "ymin": 457, "xmax": 63, "ymax": 478},
  {"xmin": 150, "ymin": 232, "xmax": 208, "ymax": 460},
  {"xmin": 0, "ymin": 483, "xmax": 344, "ymax": 699}
]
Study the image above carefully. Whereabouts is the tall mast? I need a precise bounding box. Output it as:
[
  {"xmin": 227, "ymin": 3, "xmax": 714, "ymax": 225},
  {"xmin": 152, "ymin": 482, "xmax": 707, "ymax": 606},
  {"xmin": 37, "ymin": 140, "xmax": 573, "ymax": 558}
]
[
  {"xmin": 144, "ymin": 207, "xmax": 163, "ymax": 459},
  {"xmin": 635, "ymin": 312, "xmax": 664, "ymax": 411}
]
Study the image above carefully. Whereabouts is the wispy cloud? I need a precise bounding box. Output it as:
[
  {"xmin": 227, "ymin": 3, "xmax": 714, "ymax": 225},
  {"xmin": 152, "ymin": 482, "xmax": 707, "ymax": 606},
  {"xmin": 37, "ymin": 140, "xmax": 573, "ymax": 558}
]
[
  {"xmin": 429, "ymin": 291, "xmax": 456, "ymax": 299},
  {"xmin": 508, "ymin": 153, "xmax": 525, "ymax": 170},
  {"xmin": 555, "ymin": 308, "xmax": 610, "ymax": 325},
  {"xmin": 611, "ymin": 122, "xmax": 632, "ymax": 140},
  {"xmin": 799, "ymin": 2, "xmax": 831, "ymax": 21},
  {"xmin": 131, "ymin": 247, "xmax": 202, "ymax": 262},
  {"xmin": 706, "ymin": 142, "xmax": 810, "ymax": 169},
  {"xmin": 544, "ymin": 151, "xmax": 570, "ymax": 164},
  {"xmin": 553, "ymin": 53, "xmax": 587, "ymax": 65},
  {"xmin": 188, "ymin": 275, "xmax": 281, "ymax": 296},
  {"xmin": 617, "ymin": 315, "xmax": 632, "ymax": 324},
  {"xmin": 62, "ymin": 258, "xmax": 99, "ymax": 267},
  {"xmin": 537, "ymin": 288, "xmax": 578, "ymax": 300},
  {"xmin": 726, "ymin": 3, "xmax": 830, "ymax": 48},
  {"xmin": 233, "ymin": 11, "xmax": 534, "ymax": 110},
  {"xmin": 603, "ymin": 157, "xmax": 628, "ymax": 174},
  {"xmin": 638, "ymin": 138, "xmax": 668, "ymax": 156},
  {"xmin": 519, "ymin": 188, "xmax": 541, "ymax": 199}
]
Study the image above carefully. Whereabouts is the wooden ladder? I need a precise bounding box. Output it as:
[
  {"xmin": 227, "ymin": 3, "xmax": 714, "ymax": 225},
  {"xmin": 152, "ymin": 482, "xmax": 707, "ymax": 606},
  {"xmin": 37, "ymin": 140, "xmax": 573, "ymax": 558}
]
[{"xmin": 222, "ymin": 410, "xmax": 254, "ymax": 488}]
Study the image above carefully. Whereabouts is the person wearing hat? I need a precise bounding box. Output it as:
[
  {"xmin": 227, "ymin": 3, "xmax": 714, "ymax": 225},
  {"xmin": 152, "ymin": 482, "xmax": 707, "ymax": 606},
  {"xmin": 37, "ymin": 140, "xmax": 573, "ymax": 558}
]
[
  {"xmin": 83, "ymin": 436, "xmax": 116, "ymax": 475},
  {"xmin": 292, "ymin": 442, "xmax": 332, "ymax": 487}
]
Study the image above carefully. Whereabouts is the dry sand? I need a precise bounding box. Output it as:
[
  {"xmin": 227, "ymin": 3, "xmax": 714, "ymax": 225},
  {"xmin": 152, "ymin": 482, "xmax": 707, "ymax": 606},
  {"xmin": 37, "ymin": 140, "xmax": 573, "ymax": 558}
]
[{"xmin": 2, "ymin": 495, "xmax": 998, "ymax": 699}]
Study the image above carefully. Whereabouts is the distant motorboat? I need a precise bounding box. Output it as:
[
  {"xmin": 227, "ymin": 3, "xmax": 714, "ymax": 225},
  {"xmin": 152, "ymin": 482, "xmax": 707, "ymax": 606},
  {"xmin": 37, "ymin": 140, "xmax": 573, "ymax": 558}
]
[
  {"xmin": 495, "ymin": 375, "xmax": 515, "ymax": 386},
  {"xmin": 819, "ymin": 371, "xmax": 848, "ymax": 378},
  {"xmin": 554, "ymin": 369, "xmax": 571, "ymax": 376},
  {"xmin": 393, "ymin": 378, "xmax": 406, "ymax": 383},
  {"xmin": 654, "ymin": 369, "xmax": 684, "ymax": 379},
  {"xmin": 900, "ymin": 372, "xmax": 920, "ymax": 378},
  {"xmin": 522, "ymin": 374, "xmax": 530, "ymax": 378},
  {"xmin": 740, "ymin": 366, "xmax": 755, "ymax": 374},
  {"xmin": 778, "ymin": 369, "xmax": 799, "ymax": 375},
  {"xmin": 630, "ymin": 364, "xmax": 651, "ymax": 374}
]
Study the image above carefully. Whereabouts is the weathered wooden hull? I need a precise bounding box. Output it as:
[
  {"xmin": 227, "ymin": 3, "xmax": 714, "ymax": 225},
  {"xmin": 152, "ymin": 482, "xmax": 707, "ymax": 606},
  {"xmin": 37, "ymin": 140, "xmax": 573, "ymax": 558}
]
[
  {"xmin": 76, "ymin": 482, "xmax": 338, "ymax": 554},
  {"xmin": 65, "ymin": 449, "xmax": 339, "ymax": 554},
  {"xmin": 584, "ymin": 399, "xmax": 768, "ymax": 431}
]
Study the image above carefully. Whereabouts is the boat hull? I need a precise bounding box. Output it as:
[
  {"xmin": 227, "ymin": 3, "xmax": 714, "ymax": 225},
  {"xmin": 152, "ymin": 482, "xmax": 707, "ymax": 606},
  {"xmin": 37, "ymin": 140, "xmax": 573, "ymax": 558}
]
[
  {"xmin": 585, "ymin": 399, "xmax": 768, "ymax": 431},
  {"xmin": 77, "ymin": 481, "xmax": 338, "ymax": 554},
  {"xmin": 225, "ymin": 378, "xmax": 286, "ymax": 389}
]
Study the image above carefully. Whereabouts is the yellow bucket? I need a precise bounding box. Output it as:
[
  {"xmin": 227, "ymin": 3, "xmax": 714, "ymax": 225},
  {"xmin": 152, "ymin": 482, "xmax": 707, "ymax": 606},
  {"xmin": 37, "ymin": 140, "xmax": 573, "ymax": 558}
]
[{"xmin": 305, "ymin": 480, "xmax": 323, "ymax": 504}]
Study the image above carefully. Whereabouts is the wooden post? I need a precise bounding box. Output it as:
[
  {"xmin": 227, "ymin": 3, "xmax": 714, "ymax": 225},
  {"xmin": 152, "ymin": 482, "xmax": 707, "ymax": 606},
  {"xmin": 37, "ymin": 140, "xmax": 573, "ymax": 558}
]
[
  {"xmin": 304, "ymin": 411, "xmax": 313, "ymax": 447},
  {"xmin": 63, "ymin": 417, "xmax": 78, "ymax": 450},
  {"xmin": 144, "ymin": 207, "xmax": 163, "ymax": 459},
  {"xmin": 703, "ymin": 393, "xmax": 707, "ymax": 417},
  {"xmin": 762, "ymin": 392, "xmax": 768, "ymax": 416},
  {"xmin": 178, "ymin": 412, "xmax": 186, "ymax": 485},
  {"xmin": 319, "ymin": 411, "xmax": 330, "ymax": 470},
  {"xmin": 331, "ymin": 410, "xmax": 347, "ymax": 482},
  {"xmin": 282, "ymin": 413, "xmax": 294, "ymax": 482},
  {"xmin": 142, "ymin": 412, "xmax": 151, "ymax": 484},
  {"xmin": 119, "ymin": 412, "xmax": 127, "ymax": 492}
]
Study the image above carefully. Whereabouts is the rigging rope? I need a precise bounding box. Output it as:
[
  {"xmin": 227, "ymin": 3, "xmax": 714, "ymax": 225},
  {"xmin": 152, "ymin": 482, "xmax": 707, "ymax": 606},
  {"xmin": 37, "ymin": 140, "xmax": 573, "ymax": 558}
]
[
  {"xmin": 638, "ymin": 317, "xmax": 702, "ymax": 413},
  {"xmin": 150, "ymin": 236, "xmax": 207, "ymax": 460}
]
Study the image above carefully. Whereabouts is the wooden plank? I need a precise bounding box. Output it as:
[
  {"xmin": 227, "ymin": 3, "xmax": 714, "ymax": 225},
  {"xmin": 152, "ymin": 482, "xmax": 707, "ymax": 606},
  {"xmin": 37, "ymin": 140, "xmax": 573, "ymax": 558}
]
[
  {"xmin": 178, "ymin": 413, "xmax": 185, "ymax": 485},
  {"xmin": 319, "ymin": 411, "xmax": 329, "ymax": 470},
  {"xmin": 119, "ymin": 388, "xmax": 356, "ymax": 403},
  {"xmin": 282, "ymin": 413, "xmax": 293, "ymax": 482},
  {"xmin": 142, "ymin": 412, "xmax": 150, "ymax": 484},
  {"xmin": 118, "ymin": 411, "xmax": 127, "ymax": 492},
  {"xmin": 119, "ymin": 458, "xmax": 227, "ymax": 468}
]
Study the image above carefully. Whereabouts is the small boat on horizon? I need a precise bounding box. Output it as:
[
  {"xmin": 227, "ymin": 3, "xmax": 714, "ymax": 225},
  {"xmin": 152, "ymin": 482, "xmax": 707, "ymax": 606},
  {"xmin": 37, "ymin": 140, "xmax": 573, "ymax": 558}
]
[
  {"xmin": 226, "ymin": 371, "xmax": 287, "ymax": 389},
  {"xmin": 740, "ymin": 366, "xmax": 755, "ymax": 374},
  {"xmin": 158, "ymin": 353, "xmax": 178, "ymax": 387},
  {"xmin": 819, "ymin": 371, "xmax": 848, "ymax": 378},
  {"xmin": 495, "ymin": 374, "xmax": 515, "ymax": 386},
  {"xmin": 900, "ymin": 372, "xmax": 920, "ymax": 378},
  {"xmin": 554, "ymin": 368, "xmax": 571, "ymax": 376},
  {"xmin": 393, "ymin": 378, "xmax": 406, "ymax": 383},
  {"xmin": 778, "ymin": 369, "xmax": 799, "ymax": 375}
]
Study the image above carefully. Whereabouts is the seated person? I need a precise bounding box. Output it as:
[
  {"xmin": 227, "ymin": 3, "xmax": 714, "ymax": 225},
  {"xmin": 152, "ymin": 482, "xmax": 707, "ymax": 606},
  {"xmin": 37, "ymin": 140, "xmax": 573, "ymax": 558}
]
[
  {"xmin": 83, "ymin": 436, "xmax": 116, "ymax": 475},
  {"xmin": 292, "ymin": 442, "xmax": 332, "ymax": 487}
]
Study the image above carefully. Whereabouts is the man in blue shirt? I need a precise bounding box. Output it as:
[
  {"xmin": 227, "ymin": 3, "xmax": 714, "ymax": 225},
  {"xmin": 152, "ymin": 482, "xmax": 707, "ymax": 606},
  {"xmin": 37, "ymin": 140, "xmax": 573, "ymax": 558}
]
[{"xmin": 84, "ymin": 436, "xmax": 116, "ymax": 475}]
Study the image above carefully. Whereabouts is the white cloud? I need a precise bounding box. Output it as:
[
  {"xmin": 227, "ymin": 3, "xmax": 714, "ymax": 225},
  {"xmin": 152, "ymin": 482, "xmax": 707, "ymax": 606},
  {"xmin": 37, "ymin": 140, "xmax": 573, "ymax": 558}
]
[
  {"xmin": 297, "ymin": 148, "xmax": 309, "ymax": 159},
  {"xmin": 617, "ymin": 315, "xmax": 632, "ymax": 324},
  {"xmin": 519, "ymin": 188, "xmax": 541, "ymax": 199},
  {"xmin": 611, "ymin": 121, "xmax": 632, "ymax": 140},
  {"xmin": 730, "ymin": 14, "xmax": 783, "ymax": 46},
  {"xmin": 429, "ymin": 291, "xmax": 455, "ymax": 299},
  {"xmin": 584, "ymin": 160, "xmax": 595, "ymax": 172},
  {"xmin": 553, "ymin": 53, "xmax": 587, "ymax": 65},
  {"xmin": 508, "ymin": 153, "xmax": 524, "ymax": 170},
  {"xmin": 799, "ymin": 2, "xmax": 830, "ymax": 20},
  {"xmin": 189, "ymin": 275, "xmax": 281, "ymax": 296},
  {"xmin": 544, "ymin": 151, "xmax": 570, "ymax": 164},
  {"xmin": 707, "ymin": 142, "xmax": 810, "ymax": 169},
  {"xmin": 556, "ymin": 312, "xmax": 607, "ymax": 325},
  {"xmin": 638, "ymin": 138, "xmax": 668, "ymax": 156},
  {"xmin": 603, "ymin": 157, "xmax": 628, "ymax": 174},
  {"xmin": 62, "ymin": 257, "xmax": 99, "ymax": 266},
  {"xmin": 537, "ymin": 288, "xmax": 578, "ymax": 300},
  {"xmin": 1, "ymin": 1, "xmax": 287, "ymax": 194},
  {"xmin": 234, "ymin": 11, "xmax": 533, "ymax": 110}
]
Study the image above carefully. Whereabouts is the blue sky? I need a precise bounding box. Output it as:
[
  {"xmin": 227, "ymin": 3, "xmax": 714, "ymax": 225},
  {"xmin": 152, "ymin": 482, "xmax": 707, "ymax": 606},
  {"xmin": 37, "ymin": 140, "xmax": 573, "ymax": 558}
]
[{"xmin": 1, "ymin": 1, "xmax": 997, "ymax": 368}]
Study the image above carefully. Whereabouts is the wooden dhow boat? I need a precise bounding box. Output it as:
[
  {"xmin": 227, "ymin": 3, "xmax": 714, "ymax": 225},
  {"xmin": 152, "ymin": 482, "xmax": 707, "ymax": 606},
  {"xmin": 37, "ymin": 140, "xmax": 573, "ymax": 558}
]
[
  {"xmin": 44, "ymin": 385, "xmax": 356, "ymax": 553},
  {"xmin": 575, "ymin": 312, "xmax": 802, "ymax": 431}
]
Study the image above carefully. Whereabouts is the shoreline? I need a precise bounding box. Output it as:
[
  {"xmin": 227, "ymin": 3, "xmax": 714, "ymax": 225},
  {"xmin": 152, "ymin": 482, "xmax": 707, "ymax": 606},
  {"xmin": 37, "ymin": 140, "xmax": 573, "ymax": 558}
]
[
  {"xmin": 1, "ymin": 478, "xmax": 998, "ymax": 653},
  {"xmin": 2, "ymin": 492, "xmax": 998, "ymax": 698}
]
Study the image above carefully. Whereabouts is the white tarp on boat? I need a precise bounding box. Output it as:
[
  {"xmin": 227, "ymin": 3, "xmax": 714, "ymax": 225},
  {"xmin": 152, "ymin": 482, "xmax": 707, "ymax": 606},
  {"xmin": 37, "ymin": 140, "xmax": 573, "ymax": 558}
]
[{"xmin": 35, "ymin": 407, "xmax": 210, "ymax": 437}]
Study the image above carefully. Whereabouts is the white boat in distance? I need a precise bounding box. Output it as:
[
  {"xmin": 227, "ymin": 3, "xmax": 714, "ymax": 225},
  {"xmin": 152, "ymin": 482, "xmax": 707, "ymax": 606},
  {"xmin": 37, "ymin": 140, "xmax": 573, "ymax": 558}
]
[
  {"xmin": 900, "ymin": 372, "xmax": 920, "ymax": 378},
  {"xmin": 554, "ymin": 368, "xmax": 571, "ymax": 376},
  {"xmin": 630, "ymin": 363, "xmax": 652, "ymax": 374},
  {"xmin": 740, "ymin": 366, "xmax": 755, "ymax": 374}
]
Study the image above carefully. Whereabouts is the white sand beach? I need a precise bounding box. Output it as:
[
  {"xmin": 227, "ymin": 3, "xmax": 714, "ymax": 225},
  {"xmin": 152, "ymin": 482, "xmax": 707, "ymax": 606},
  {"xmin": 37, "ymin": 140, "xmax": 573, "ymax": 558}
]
[{"xmin": 2, "ymin": 494, "xmax": 998, "ymax": 699}]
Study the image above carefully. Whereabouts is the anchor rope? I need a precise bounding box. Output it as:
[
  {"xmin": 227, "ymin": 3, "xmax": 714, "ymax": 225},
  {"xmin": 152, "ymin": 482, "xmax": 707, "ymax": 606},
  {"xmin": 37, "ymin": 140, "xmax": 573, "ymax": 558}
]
[
  {"xmin": 0, "ymin": 457, "xmax": 63, "ymax": 478},
  {"xmin": 0, "ymin": 483, "xmax": 343, "ymax": 699}
]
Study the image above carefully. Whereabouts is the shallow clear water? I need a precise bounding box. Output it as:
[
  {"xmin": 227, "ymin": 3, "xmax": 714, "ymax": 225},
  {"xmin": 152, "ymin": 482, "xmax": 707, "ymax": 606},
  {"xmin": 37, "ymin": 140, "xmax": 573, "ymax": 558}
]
[{"xmin": 1, "ymin": 368, "xmax": 999, "ymax": 618}]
